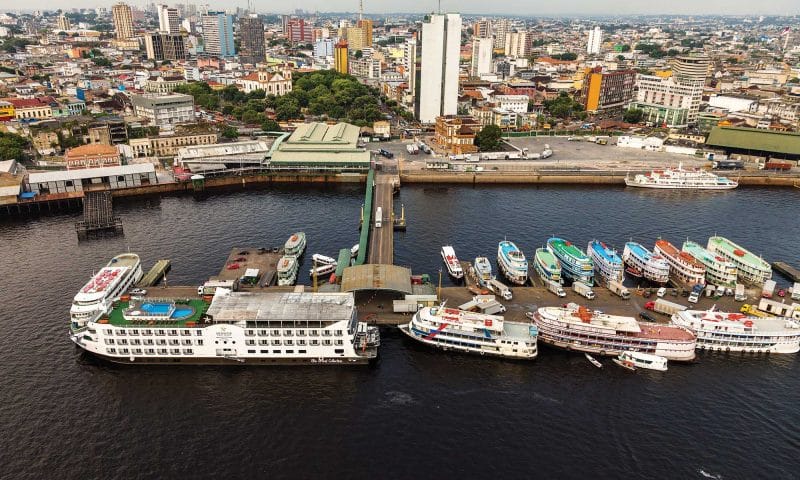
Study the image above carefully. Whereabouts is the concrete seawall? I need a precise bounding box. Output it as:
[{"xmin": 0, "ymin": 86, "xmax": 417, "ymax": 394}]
[{"xmin": 400, "ymin": 172, "xmax": 800, "ymax": 186}]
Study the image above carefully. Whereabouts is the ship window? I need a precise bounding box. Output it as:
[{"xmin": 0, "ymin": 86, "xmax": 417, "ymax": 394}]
[
  {"xmin": 323, "ymin": 340, "xmax": 332, "ymax": 346},
  {"xmin": 104, "ymin": 329, "xmax": 113, "ymax": 335},
  {"xmin": 182, "ymin": 339, "xmax": 192, "ymax": 346},
  {"xmin": 117, "ymin": 330, "xmax": 126, "ymax": 336},
  {"xmin": 285, "ymin": 340, "xmax": 293, "ymax": 346},
  {"xmin": 144, "ymin": 339, "xmax": 153, "ymax": 345},
  {"xmin": 284, "ymin": 330, "xmax": 293, "ymax": 336},
  {"xmin": 131, "ymin": 339, "xmax": 141, "ymax": 345},
  {"xmin": 107, "ymin": 348, "xmax": 116, "ymax": 354},
  {"xmin": 142, "ymin": 329, "xmax": 152, "ymax": 335},
  {"xmin": 259, "ymin": 340, "xmax": 268, "ymax": 346},
  {"xmin": 258, "ymin": 330, "xmax": 267, "ymax": 336},
  {"xmin": 246, "ymin": 340, "xmax": 255, "ymax": 346},
  {"xmin": 260, "ymin": 350, "xmax": 268, "ymax": 354},
  {"xmin": 272, "ymin": 350, "xmax": 281, "ymax": 354},
  {"xmin": 195, "ymin": 330, "xmax": 202, "ymax": 336},
  {"xmin": 335, "ymin": 330, "xmax": 343, "ymax": 336},
  {"xmin": 322, "ymin": 331, "xmax": 331, "ymax": 336},
  {"xmin": 157, "ymin": 339, "xmax": 167, "ymax": 345},
  {"xmin": 184, "ymin": 349, "xmax": 193, "ymax": 354},
  {"xmin": 105, "ymin": 339, "xmax": 115, "ymax": 345},
  {"xmin": 299, "ymin": 349, "xmax": 307, "ymax": 354},
  {"xmin": 297, "ymin": 330, "xmax": 305, "ymax": 335},
  {"xmin": 170, "ymin": 349, "xmax": 180, "ymax": 355},
  {"xmin": 286, "ymin": 350, "xmax": 294, "ymax": 354},
  {"xmin": 335, "ymin": 340, "xmax": 343, "ymax": 346},
  {"xmin": 156, "ymin": 330, "xmax": 165, "ymax": 335},
  {"xmin": 130, "ymin": 329, "xmax": 139, "ymax": 335},
  {"xmin": 120, "ymin": 348, "xmax": 129, "ymax": 354},
  {"xmin": 310, "ymin": 330, "xmax": 319, "ymax": 336},
  {"xmin": 169, "ymin": 330, "xmax": 178, "ymax": 336},
  {"xmin": 245, "ymin": 330, "xmax": 254, "ymax": 336},
  {"xmin": 197, "ymin": 340, "xmax": 203, "ymax": 346},
  {"xmin": 169, "ymin": 339, "xmax": 179, "ymax": 346},
  {"xmin": 157, "ymin": 348, "xmax": 168, "ymax": 354},
  {"xmin": 88, "ymin": 328, "xmax": 97, "ymax": 334},
  {"xmin": 310, "ymin": 340, "xmax": 319, "ymax": 346},
  {"xmin": 146, "ymin": 349, "xmax": 155, "ymax": 354},
  {"xmin": 248, "ymin": 349, "xmax": 256, "ymax": 354},
  {"xmin": 118, "ymin": 339, "xmax": 128, "ymax": 345},
  {"xmin": 133, "ymin": 348, "xmax": 142, "ymax": 354},
  {"xmin": 272, "ymin": 330, "xmax": 280, "ymax": 336},
  {"xmin": 335, "ymin": 349, "xmax": 344, "ymax": 354},
  {"xmin": 298, "ymin": 339, "xmax": 306, "ymax": 346},
  {"xmin": 181, "ymin": 330, "xmax": 190, "ymax": 336},
  {"xmin": 272, "ymin": 340, "xmax": 281, "ymax": 346}
]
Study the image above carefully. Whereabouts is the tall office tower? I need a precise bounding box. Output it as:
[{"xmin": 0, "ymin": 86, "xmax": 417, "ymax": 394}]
[
  {"xmin": 492, "ymin": 18, "xmax": 510, "ymax": 49},
  {"xmin": 471, "ymin": 37, "xmax": 493, "ymax": 77},
  {"xmin": 416, "ymin": 13, "xmax": 461, "ymax": 124},
  {"xmin": 286, "ymin": 18, "xmax": 314, "ymax": 44},
  {"xmin": 671, "ymin": 55, "xmax": 710, "ymax": 124},
  {"xmin": 144, "ymin": 32, "xmax": 187, "ymax": 60},
  {"xmin": 504, "ymin": 31, "xmax": 529, "ymax": 58},
  {"xmin": 473, "ymin": 19, "xmax": 491, "ymax": 38},
  {"xmin": 238, "ymin": 15, "xmax": 266, "ymax": 64},
  {"xmin": 201, "ymin": 11, "xmax": 235, "ymax": 57},
  {"xmin": 404, "ymin": 38, "xmax": 417, "ymax": 97},
  {"xmin": 586, "ymin": 26, "xmax": 602, "ymax": 55},
  {"xmin": 57, "ymin": 14, "xmax": 71, "ymax": 32},
  {"xmin": 356, "ymin": 19, "xmax": 373, "ymax": 46},
  {"xmin": 158, "ymin": 5, "xmax": 181, "ymax": 35},
  {"xmin": 281, "ymin": 14, "xmax": 290, "ymax": 35},
  {"xmin": 334, "ymin": 39, "xmax": 349, "ymax": 74},
  {"xmin": 112, "ymin": 3, "xmax": 134, "ymax": 40}
]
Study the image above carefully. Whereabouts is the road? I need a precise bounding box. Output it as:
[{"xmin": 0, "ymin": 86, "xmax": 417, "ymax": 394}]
[{"xmin": 367, "ymin": 173, "xmax": 395, "ymax": 265}]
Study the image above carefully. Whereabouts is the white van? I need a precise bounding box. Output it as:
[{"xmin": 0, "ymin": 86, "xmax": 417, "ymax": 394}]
[{"xmin": 375, "ymin": 206, "xmax": 382, "ymax": 228}]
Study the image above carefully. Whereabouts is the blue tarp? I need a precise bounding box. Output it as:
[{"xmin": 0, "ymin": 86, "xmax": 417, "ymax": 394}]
[{"xmin": 19, "ymin": 192, "xmax": 36, "ymax": 199}]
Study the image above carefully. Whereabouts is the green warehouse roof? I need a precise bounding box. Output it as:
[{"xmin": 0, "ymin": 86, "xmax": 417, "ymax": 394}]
[
  {"xmin": 706, "ymin": 127, "xmax": 800, "ymax": 156},
  {"xmin": 270, "ymin": 122, "xmax": 371, "ymax": 167}
]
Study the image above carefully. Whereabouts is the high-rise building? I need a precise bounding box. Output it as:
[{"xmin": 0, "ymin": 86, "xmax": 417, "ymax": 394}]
[
  {"xmin": 56, "ymin": 14, "xmax": 71, "ymax": 32},
  {"xmin": 504, "ymin": 31, "xmax": 529, "ymax": 58},
  {"xmin": 202, "ymin": 11, "xmax": 235, "ymax": 57},
  {"xmin": 238, "ymin": 16, "xmax": 265, "ymax": 64},
  {"xmin": 471, "ymin": 37, "xmax": 493, "ymax": 77},
  {"xmin": 473, "ymin": 19, "xmax": 491, "ymax": 38},
  {"xmin": 492, "ymin": 19, "xmax": 510, "ymax": 49},
  {"xmin": 346, "ymin": 26, "xmax": 367, "ymax": 51},
  {"xmin": 144, "ymin": 33, "xmax": 187, "ymax": 61},
  {"xmin": 286, "ymin": 18, "xmax": 313, "ymax": 45},
  {"xmin": 670, "ymin": 55, "xmax": 710, "ymax": 125},
  {"xmin": 356, "ymin": 19, "xmax": 373, "ymax": 46},
  {"xmin": 158, "ymin": 5, "xmax": 180, "ymax": 35},
  {"xmin": 580, "ymin": 67, "xmax": 636, "ymax": 113},
  {"xmin": 334, "ymin": 39, "xmax": 349, "ymax": 74},
  {"xmin": 112, "ymin": 3, "xmax": 134, "ymax": 40},
  {"xmin": 586, "ymin": 26, "xmax": 602, "ymax": 55},
  {"xmin": 404, "ymin": 38, "xmax": 417, "ymax": 100},
  {"xmin": 416, "ymin": 13, "xmax": 461, "ymax": 124}
]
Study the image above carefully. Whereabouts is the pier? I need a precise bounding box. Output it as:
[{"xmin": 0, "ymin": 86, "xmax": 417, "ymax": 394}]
[
  {"xmin": 773, "ymin": 262, "xmax": 800, "ymax": 283},
  {"xmin": 75, "ymin": 191, "xmax": 123, "ymax": 238},
  {"xmin": 367, "ymin": 172, "xmax": 399, "ymax": 265},
  {"xmin": 213, "ymin": 247, "xmax": 285, "ymax": 289},
  {"xmin": 136, "ymin": 260, "xmax": 172, "ymax": 288}
]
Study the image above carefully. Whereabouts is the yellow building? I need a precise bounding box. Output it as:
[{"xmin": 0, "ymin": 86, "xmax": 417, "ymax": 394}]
[
  {"xmin": 0, "ymin": 101, "xmax": 14, "ymax": 120},
  {"xmin": 357, "ymin": 19, "xmax": 373, "ymax": 46},
  {"xmin": 334, "ymin": 40, "xmax": 349, "ymax": 75},
  {"xmin": 346, "ymin": 27, "xmax": 366, "ymax": 51}
]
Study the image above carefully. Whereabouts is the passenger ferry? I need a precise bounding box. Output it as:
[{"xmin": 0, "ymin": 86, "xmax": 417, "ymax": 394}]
[
  {"xmin": 473, "ymin": 257, "xmax": 493, "ymax": 286},
  {"xmin": 70, "ymin": 291, "xmax": 380, "ymax": 365},
  {"xmin": 624, "ymin": 164, "xmax": 738, "ymax": 190},
  {"xmin": 277, "ymin": 255, "xmax": 299, "ymax": 286},
  {"xmin": 546, "ymin": 237, "xmax": 594, "ymax": 286},
  {"xmin": 587, "ymin": 240, "xmax": 624, "ymax": 285},
  {"xmin": 682, "ymin": 240, "xmax": 738, "ymax": 287},
  {"xmin": 441, "ymin": 246, "xmax": 464, "ymax": 279},
  {"xmin": 654, "ymin": 239, "xmax": 706, "ymax": 288},
  {"xmin": 532, "ymin": 304, "xmax": 696, "ymax": 361},
  {"xmin": 399, "ymin": 306, "xmax": 538, "ymax": 359},
  {"xmin": 622, "ymin": 242, "xmax": 670, "ymax": 283},
  {"xmin": 706, "ymin": 236, "xmax": 772, "ymax": 285},
  {"xmin": 70, "ymin": 253, "xmax": 144, "ymax": 328},
  {"xmin": 497, "ymin": 240, "xmax": 528, "ymax": 285},
  {"xmin": 618, "ymin": 351, "xmax": 668, "ymax": 371},
  {"xmin": 534, "ymin": 248, "xmax": 562, "ymax": 284},
  {"xmin": 672, "ymin": 309, "xmax": 800, "ymax": 354},
  {"xmin": 284, "ymin": 232, "xmax": 307, "ymax": 257}
]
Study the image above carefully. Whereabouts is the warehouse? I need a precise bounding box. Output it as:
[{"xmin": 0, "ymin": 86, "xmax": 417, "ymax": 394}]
[
  {"xmin": 269, "ymin": 122, "xmax": 371, "ymax": 172},
  {"xmin": 26, "ymin": 164, "xmax": 158, "ymax": 195},
  {"xmin": 705, "ymin": 127, "xmax": 800, "ymax": 161}
]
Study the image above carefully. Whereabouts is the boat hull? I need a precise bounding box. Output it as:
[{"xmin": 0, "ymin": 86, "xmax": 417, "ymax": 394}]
[{"xmin": 624, "ymin": 179, "xmax": 738, "ymax": 190}]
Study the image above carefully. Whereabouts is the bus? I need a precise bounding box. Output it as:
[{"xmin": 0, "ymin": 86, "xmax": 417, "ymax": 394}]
[{"xmin": 375, "ymin": 207, "xmax": 382, "ymax": 228}]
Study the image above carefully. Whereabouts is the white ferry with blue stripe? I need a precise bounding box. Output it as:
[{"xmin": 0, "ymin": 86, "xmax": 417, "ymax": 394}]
[
  {"xmin": 622, "ymin": 242, "xmax": 670, "ymax": 283},
  {"xmin": 497, "ymin": 240, "xmax": 529, "ymax": 285},
  {"xmin": 587, "ymin": 240, "xmax": 624, "ymax": 285},
  {"xmin": 399, "ymin": 306, "xmax": 538, "ymax": 359}
]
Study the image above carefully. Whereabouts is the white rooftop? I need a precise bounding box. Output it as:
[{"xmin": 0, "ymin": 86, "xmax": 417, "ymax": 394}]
[{"xmin": 28, "ymin": 163, "xmax": 155, "ymax": 184}]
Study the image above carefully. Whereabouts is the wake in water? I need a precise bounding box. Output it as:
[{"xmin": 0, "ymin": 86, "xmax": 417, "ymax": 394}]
[
  {"xmin": 384, "ymin": 391, "xmax": 415, "ymax": 406},
  {"xmin": 699, "ymin": 469, "xmax": 723, "ymax": 479}
]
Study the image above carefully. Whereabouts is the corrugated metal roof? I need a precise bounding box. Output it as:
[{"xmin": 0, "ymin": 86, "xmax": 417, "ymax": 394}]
[
  {"xmin": 205, "ymin": 291, "xmax": 355, "ymax": 322},
  {"xmin": 340, "ymin": 264, "xmax": 413, "ymax": 294},
  {"xmin": 28, "ymin": 163, "xmax": 155, "ymax": 184},
  {"xmin": 706, "ymin": 127, "xmax": 800, "ymax": 156}
]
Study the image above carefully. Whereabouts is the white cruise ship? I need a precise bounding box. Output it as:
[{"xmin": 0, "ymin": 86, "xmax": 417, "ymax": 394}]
[
  {"xmin": 399, "ymin": 306, "xmax": 538, "ymax": 359},
  {"xmin": 625, "ymin": 164, "xmax": 738, "ymax": 190},
  {"xmin": 70, "ymin": 253, "xmax": 143, "ymax": 329},
  {"xmin": 673, "ymin": 309, "xmax": 800, "ymax": 354},
  {"xmin": 70, "ymin": 291, "xmax": 380, "ymax": 365},
  {"xmin": 706, "ymin": 236, "xmax": 772, "ymax": 285}
]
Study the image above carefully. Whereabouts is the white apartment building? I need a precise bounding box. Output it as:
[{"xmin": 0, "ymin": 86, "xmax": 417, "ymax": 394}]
[
  {"xmin": 416, "ymin": 13, "xmax": 461, "ymax": 124},
  {"xmin": 158, "ymin": 5, "xmax": 181, "ymax": 34},
  {"xmin": 504, "ymin": 31, "xmax": 529, "ymax": 58},
  {"xmin": 471, "ymin": 37, "xmax": 493, "ymax": 77},
  {"xmin": 587, "ymin": 26, "xmax": 602, "ymax": 55},
  {"xmin": 492, "ymin": 95, "xmax": 529, "ymax": 114},
  {"xmin": 632, "ymin": 75, "xmax": 695, "ymax": 127},
  {"xmin": 131, "ymin": 93, "xmax": 195, "ymax": 127}
]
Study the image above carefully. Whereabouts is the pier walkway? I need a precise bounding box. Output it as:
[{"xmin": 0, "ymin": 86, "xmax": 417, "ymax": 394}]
[
  {"xmin": 136, "ymin": 260, "xmax": 171, "ymax": 288},
  {"xmin": 367, "ymin": 172, "xmax": 398, "ymax": 265}
]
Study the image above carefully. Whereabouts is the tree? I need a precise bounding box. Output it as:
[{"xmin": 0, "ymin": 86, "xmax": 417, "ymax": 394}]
[
  {"xmin": 221, "ymin": 126, "xmax": 239, "ymax": 139},
  {"xmin": 551, "ymin": 52, "xmax": 577, "ymax": 61},
  {"xmin": 475, "ymin": 125, "xmax": 503, "ymax": 152},
  {"xmin": 261, "ymin": 119, "xmax": 281, "ymax": 132},
  {"xmin": 623, "ymin": 108, "xmax": 644, "ymax": 124},
  {"xmin": 0, "ymin": 132, "xmax": 30, "ymax": 160}
]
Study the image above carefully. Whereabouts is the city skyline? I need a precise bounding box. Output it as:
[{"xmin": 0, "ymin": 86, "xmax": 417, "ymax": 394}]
[{"xmin": 4, "ymin": 1, "xmax": 800, "ymax": 16}]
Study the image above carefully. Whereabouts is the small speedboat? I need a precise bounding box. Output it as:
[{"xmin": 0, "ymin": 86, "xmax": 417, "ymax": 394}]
[
  {"xmin": 612, "ymin": 357, "xmax": 637, "ymax": 372},
  {"xmin": 312, "ymin": 253, "xmax": 337, "ymax": 265},
  {"xmin": 309, "ymin": 263, "xmax": 337, "ymax": 277},
  {"xmin": 585, "ymin": 353, "xmax": 603, "ymax": 368},
  {"xmin": 618, "ymin": 351, "xmax": 668, "ymax": 371}
]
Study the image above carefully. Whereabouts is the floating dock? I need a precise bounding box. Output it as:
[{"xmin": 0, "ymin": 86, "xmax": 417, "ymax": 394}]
[
  {"xmin": 773, "ymin": 262, "xmax": 800, "ymax": 282},
  {"xmin": 75, "ymin": 191, "xmax": 123, "ymax": 238},
  {"xmin": 214, "ymin": 247, "xmax": 284, "ymax": 289},
  {"xmin": 136, "ymin": 259, "xmax": 171, "ymax": 287}
]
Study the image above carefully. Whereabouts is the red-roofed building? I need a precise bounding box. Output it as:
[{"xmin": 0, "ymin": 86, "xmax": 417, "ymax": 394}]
[
  {"xmin": 64, "ymin": 144, "xmax": 121, "ymax": 170},
  {"xmin": 236, "ymin": 68, "xmax": 293, "ymax": 95},
  {"xmin": 6, "ymin": 97, "xmax": 56, "ymax": 120}
]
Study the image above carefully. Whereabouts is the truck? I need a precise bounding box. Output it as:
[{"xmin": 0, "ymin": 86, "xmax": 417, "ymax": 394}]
[
  {"xmin": 393, "ymin": 300, "xmax": 422, "ymax": 313},
  {"xmin": 688, "ymin": 284, "xmax": 704, "ymax": 304},
  {"xmin": 406, "ymin": 144, "xmax": 419, "ymax": 155},
  {"xmin": 419, "ymin": 143, "xmax": 432, "ymax": 154},
  {"xmin": 477, "ymin": 300, "xmax": 507, "ymax": 315},
  {"xmin": 608, "ymin": 280, "xmax": 630, "ymax": 299},
  {"xmin": 546, "ymin": 279, "xmax": 567, "ymax": 297},
  {"xmin": 375, "ymin": 206, "xmax": 382, "ymax": 228},
  {"xmin": 458, "ymin": 300, "xmax": 480, "ymax": 311},
  {"xmin": 735, "ymin": 283, "xmax": 747, "ymax": 302},
  {"xmin": 712, "ymin": 159, "xmax": 744, "ymax": 170},
  {"xmin": 792, "ymin": 282, "xmax": 800, "ymax": 301},
  {"xmin": 740, "ymin": 304, "xmax": 769, "ymax": 318},
  {"xmin": 572, "ymin": 281, "xmax": 595, "ymax": 300},
  {"xmin": 487, "ymin": 278, "xmax": 513, "ymax": 300},
  {"xmin": 645, "ymin": 298, "xmax": 688, "ymax": 316},
  {"xmin": 198, "ymin": 279, "xmax": 237, "ymax": 297},
  {"xmin": 762, "ymin": 279, "xmax": 776, "ymax": 299},
  {"xmin": 760, "ymin": 159, "xmax": 794, "ymax": 171}
]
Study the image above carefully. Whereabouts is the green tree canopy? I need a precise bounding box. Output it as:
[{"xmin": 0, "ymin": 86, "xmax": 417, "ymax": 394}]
[
  {"xmin": 623, "ymin": 108, "xmax": 644, "ymax": 124},
  {"xmin": 475, "ymin": 125, "xmax": 503, "ymax": 152}
]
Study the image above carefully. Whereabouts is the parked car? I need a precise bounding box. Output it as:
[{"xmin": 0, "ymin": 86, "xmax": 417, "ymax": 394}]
[
  {"xmin": 378, "ymin": 149, "xmax": 394, "ymax": 159},
  {"xmin": 130, "ymin": 288, "xmax": 147, "ymax": 296},
  {"xmin": 639, "ymin": 311, "xmax": 656, "ymax": 322}
]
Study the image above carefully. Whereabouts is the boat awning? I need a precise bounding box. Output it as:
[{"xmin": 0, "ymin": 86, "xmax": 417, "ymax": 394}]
[{"xmin": 340, "ymin": 264, "xmax": 413, "ymax": 294}]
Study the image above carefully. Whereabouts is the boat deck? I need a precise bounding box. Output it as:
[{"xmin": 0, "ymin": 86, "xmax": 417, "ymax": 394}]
[
  {"xmin": 215, "ymin": 247, "xmax": 284, "ymax": 288},
  {"xmin": 708, "ymin": 237, "xmax": 770, "ymax": 270},
  {"xmin": 106, "ymin": 299, "xmax": 209, "ymax": 327},
  {"xmin": 633, "ymin": 323, "xmax": 695, "ymax": 341}
]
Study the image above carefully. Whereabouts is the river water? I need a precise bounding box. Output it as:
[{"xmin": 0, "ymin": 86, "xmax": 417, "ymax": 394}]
[{"xmin": 1, "ymin": 184, "xmax": 798, "ymax": 479}]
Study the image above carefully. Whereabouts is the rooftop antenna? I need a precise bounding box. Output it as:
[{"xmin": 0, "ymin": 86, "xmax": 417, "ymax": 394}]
[
  {"xmin": 359, "ymin": 0, "xmax": 363, "ymax": 20},
  {"xmin": 438, "ymin": 0, "xmax": 442, "ymax": 14}
]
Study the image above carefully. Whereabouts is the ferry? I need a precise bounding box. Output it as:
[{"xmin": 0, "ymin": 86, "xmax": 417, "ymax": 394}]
[
  {"xmin": 497, "ymin": 240, "xmax": 529, "ymax": 285},
  {"xmin": 399, "ymin": 306, "xmax": 538, "ymax": 359},
  {"xmin": 277, "ymin": 255, "xmax": 299, "ymax": 286},
  {"xmin": 312, "ymin": 254, "xmax": 337, "ymax": 265},
  {"xmin": 309, "ymin": 263, "xmax": 337, "ymax": 277},
  {"xmin": 546, "ymin": 237, "xmax": 594, "ymax": 286},
  {"xmin": 533, "ymin": 248, "xmax": 562, "ymax": 284},
  {"xmin": 622, "ymin": 242, "xmax": 670, "ymax": 283},
  {"xmin": 706, "ymin": 236, "xmax": 772, "ymax": 285},
  {"xmin": 624, "ymin": 164, "xmax": 738, "ymax": 190},
  {"xmin": 441, "ymin": 246, "xmax": 464, "ymax": 279},
  {"xmin": 618, "ymin": 351, "xmax": 668, "ymax": 371},
  {"xmin": 284, "ymin": 232, "xmax": 307, "ymax": 257},
  {"xmin": 587, "ymin": 240, "xmax": 624, "ymax": 285},
  {"xmin": 473, "ymin": 257, "xmax": 493, "ymax": 286},
  {"xmin": 531, "ymin": 304, "xmax": 696, "ymax": 361},
  {"xmin": 672, "ymin": 309, "xmax": 800, "ymax": 354},
  {"xmin": 654, "ymin": 239, "xmax": 706, "ymax": 288},
  {"xmin": 682, "ymin": 240, "xmax": 738, "ymax": 287},
  {"xmin": 69, "ymin": 291, "xmax": 380, "ymax": 365},
  {"xmin": 70, "ymin": 253, "xmax": 144, "ymax": 329}
]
